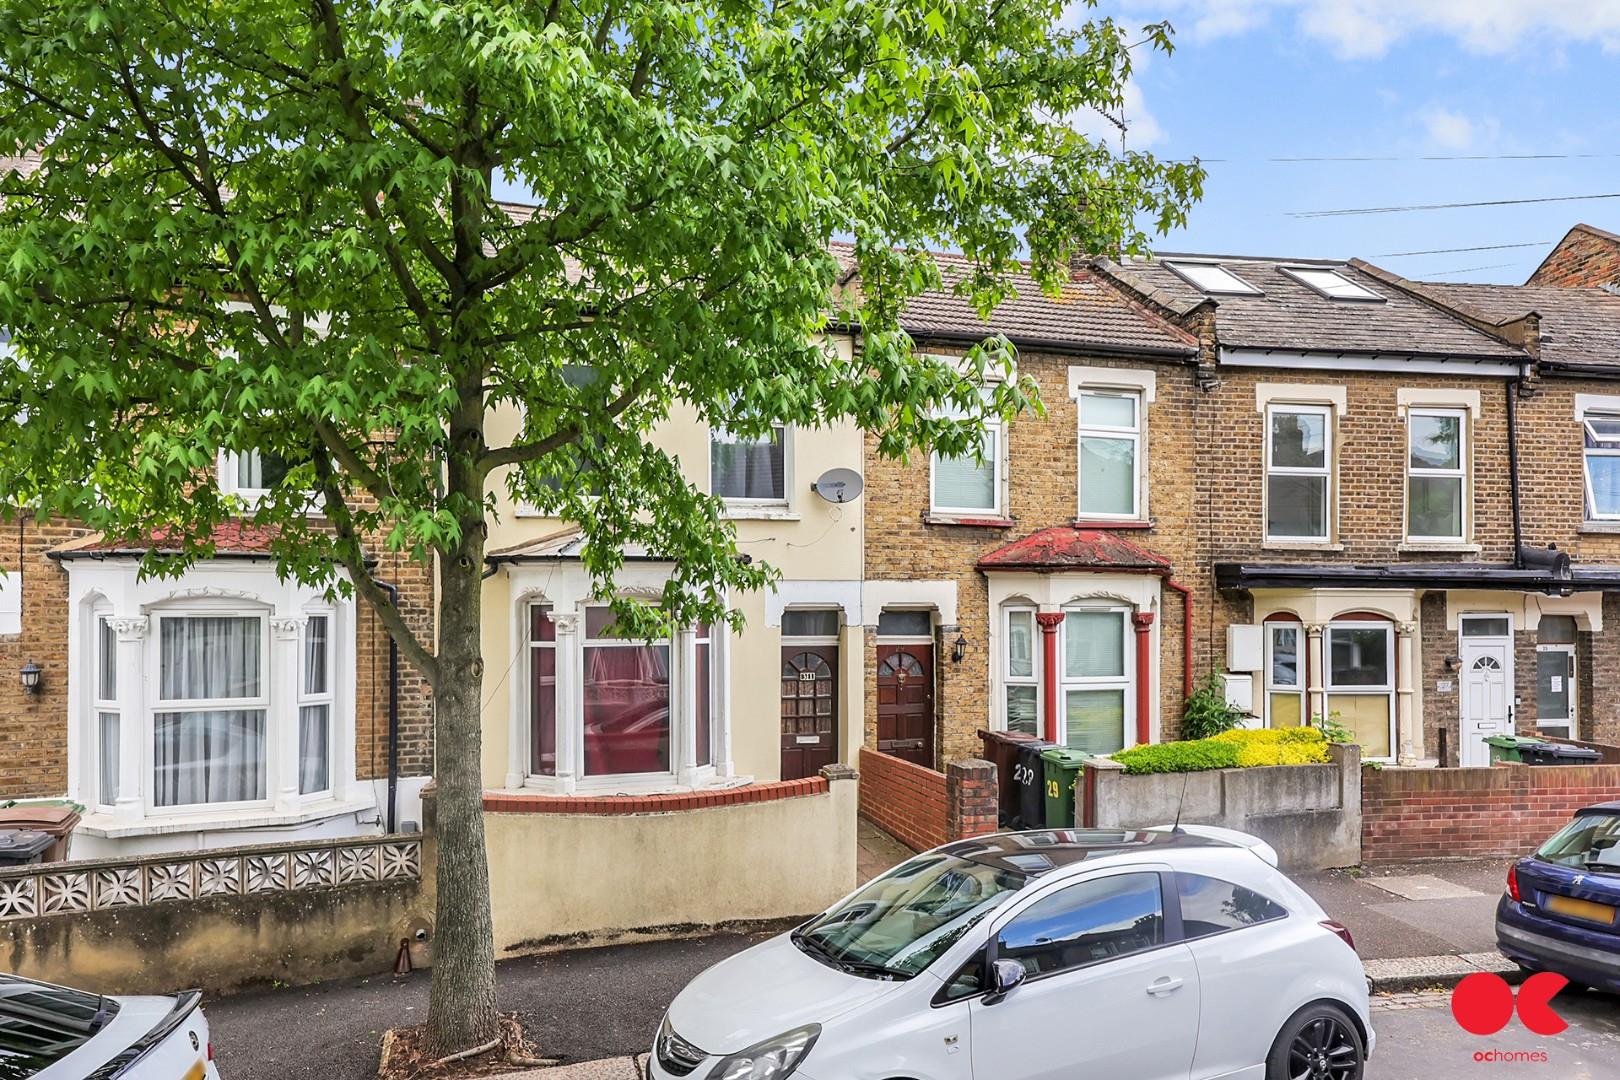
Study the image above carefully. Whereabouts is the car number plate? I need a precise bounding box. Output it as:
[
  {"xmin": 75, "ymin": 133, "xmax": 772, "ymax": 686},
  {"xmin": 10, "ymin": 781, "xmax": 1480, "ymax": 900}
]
[{"xmin": 1545, "ymin": 894, "xmax": 1617, "ymax": 925}]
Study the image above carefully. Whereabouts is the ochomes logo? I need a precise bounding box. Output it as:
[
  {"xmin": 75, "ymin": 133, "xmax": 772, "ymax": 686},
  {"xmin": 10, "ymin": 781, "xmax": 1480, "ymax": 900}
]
[{"xmin": 1450, "ymin": 972, "xmax": 1568, "ymax": 1036}]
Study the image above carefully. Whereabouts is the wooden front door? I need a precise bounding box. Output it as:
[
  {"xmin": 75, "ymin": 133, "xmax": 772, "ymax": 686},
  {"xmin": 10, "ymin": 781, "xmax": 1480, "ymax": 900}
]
[
  {"xmin": 781, "ymin": 646, "xmax": 839, "ymax": 780},
  {"xmin": 876, "ymin": 644, "xmax": 934, "ymax": 767}
]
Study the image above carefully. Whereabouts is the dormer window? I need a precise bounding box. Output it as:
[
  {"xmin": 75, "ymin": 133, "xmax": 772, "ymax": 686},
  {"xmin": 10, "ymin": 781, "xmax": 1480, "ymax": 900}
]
[
  {"xmin": 1282, "ymin": 267, "xmax": 1384, "ymax": 302},
  {"xmin": 1162, "ymin": 261, "xmax": 1261, "ymax": 296}
]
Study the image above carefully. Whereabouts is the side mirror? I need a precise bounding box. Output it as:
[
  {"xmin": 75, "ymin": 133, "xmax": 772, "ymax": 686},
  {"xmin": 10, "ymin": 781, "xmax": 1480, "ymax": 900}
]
[{"xmin": 983, "ymin": 959, "xmax": 1026, "ymax": 1005}]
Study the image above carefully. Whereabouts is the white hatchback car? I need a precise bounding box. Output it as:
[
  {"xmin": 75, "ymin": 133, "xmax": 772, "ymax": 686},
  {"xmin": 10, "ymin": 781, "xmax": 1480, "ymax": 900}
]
[
  {"xmin": 653, "ymin": 828, "xmax": 1371, "ymax": 1080},
  {"xmin": 0, "ymin": 972, "xmax": 222, "ymax": 1079}
]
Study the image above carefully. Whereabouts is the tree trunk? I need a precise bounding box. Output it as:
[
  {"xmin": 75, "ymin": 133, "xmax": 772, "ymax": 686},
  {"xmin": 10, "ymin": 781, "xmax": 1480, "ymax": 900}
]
[{"xmin": 425, "ymin": 453, "xmax": 501, "ymax": 1055}]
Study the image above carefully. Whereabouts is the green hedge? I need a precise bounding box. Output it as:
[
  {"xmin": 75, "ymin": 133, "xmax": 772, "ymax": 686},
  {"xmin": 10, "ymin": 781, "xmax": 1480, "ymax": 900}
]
[{"xmin": 1113, "ymin": 727, "xmax": 1331, "ymax": 775}]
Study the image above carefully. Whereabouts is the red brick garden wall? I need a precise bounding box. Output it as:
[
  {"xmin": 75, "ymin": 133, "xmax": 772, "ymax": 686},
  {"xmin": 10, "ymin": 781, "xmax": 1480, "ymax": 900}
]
[
  {"xmin": 1363, "ymin": 763, "xmax": 1620, "ymax": 862},
  {"xmin": 859, "ymin": 748, "xmax": 949, "ymax": 852}
]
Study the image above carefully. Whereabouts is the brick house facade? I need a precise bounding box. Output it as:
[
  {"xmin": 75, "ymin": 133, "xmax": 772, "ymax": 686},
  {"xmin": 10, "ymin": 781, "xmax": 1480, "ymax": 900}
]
[
  {"xmin": 1527, "ymin": 224, "xmax": 1620, "ymax": 289},
  {"xmin": 0, "ymin": 508, "xmax": 434, "ymax": 858}
]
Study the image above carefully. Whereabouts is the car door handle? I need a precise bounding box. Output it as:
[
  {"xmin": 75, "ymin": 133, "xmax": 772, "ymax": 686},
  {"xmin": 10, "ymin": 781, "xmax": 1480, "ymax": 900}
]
[{"xmin": 1146, "ymin": 977, "xmax": 1184, "ymax": 996}]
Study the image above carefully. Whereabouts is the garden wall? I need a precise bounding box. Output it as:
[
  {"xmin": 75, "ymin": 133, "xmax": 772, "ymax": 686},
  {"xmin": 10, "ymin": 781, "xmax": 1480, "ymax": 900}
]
[
  {"xmin": 858, "ymin": 747, "xmax": 949, "ymax": 851},
  {"xmin": 1082, "ymin": 744, "xmax": 1362, "ymax": 869},
  {"xmin": 1362, "ymin": 761, "xmax": 1620, "ymax": 862},
  {"xmin": 0, "ymin": 835, "xmax": 426, "ymax": 995}
]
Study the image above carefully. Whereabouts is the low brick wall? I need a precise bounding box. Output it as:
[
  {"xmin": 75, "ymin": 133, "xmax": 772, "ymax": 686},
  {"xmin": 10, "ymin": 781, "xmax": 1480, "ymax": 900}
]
[
  {"xmin": 0, "ymin": 835, "xmax": 426, "ymax": 995},
  {"xmin": 1363, "ymin": 762, "xmax": 1620, "ymax": 862},
  {"xmin": 859, "ymin": 748, "xmax": 949, "ymax": 852}
]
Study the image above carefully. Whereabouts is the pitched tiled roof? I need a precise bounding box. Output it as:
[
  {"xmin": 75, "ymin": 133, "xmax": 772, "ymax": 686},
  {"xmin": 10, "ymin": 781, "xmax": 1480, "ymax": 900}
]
[
  {"xmin": 832, "ymin": 243, "xmax": 1197, "ymax": 357},
  {"xmin": 1096, "ymin": 253, "xmax": 1525, "ymax": 360},
  {"xmin": 51, "ymin": 522, "xmax": 282, "ymax": 559},
  {"xmin": 1399, "ymin": 280, "xmax": 1620, "ymax": 370},
  {"xmin": 976, "ymin": 527, "xmax": 1172, "ymax": 572}
]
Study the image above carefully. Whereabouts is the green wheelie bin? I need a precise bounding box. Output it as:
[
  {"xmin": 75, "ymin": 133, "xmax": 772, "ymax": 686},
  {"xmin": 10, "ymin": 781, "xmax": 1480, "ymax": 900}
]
[{"xmin": 1041, "ymin": 746, "xmax": 1089, "ymax": 830}]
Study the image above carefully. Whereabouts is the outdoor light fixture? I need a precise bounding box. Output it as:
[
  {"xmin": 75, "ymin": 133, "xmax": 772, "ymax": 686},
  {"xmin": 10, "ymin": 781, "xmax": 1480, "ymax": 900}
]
[
  {"xmin": 19, "ymin": 660, "xmax": 42, "ymax": 694},
  {"xmin": 951, "ymin": 633, "xmax": 968, "ymax": 664},
  {"xmin": 1444, "ymin": 654, "xmax": 1462, "ymax": 671}
]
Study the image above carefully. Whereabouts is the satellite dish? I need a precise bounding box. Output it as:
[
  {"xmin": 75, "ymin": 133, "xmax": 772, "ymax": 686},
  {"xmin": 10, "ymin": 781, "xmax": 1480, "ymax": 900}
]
[{"xmin": 812, "ymin": 468, "xmax": 864, "ymax": 504}]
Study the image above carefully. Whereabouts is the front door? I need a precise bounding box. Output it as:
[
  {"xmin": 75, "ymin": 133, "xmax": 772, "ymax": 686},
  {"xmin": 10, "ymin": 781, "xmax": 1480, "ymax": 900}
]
[
  {"xmin": 781, "ymin": 646, "xmax": 838, "ymax": 780},
  {"xmin": 876, "ymin": 644, "xmax": 935, "ymax": 767},
  {"xmin": 1460, "ymin": 621, "xmax": 1513, "ymax": 767}
]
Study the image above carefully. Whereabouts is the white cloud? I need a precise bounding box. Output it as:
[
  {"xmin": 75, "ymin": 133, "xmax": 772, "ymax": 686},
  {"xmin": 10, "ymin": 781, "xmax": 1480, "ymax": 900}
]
[
  {"xmin": 1069, "ymin": 80, "xmax": 1165, "ymax": 150},
  {"xmin": 1421, "ymin": 107, "xmax": 1474, "ymax": 149},
  {"xmin": 1133, "ymin": 0, "xmax": 1620, "ymax": 59}
]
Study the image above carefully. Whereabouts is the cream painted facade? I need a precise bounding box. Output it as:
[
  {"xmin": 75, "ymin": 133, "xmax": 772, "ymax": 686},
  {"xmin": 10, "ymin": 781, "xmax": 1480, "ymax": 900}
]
[{"xmin": 478, "ymin": 335, "xmax": 867, "ymax": 795}]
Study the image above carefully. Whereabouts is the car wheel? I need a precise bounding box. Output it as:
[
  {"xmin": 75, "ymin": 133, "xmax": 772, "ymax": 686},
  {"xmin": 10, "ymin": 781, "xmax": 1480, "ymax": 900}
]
[{"xmin": 1266, "ymin": 1002, "xmax": 1364, "ymax": 1080}]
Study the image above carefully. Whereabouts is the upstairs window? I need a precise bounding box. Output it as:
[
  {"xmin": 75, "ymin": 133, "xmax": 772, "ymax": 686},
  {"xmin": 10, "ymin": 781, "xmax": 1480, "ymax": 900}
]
[
  {"xmin": 0, "ymin": 567, "xmax": 18, "ymax": 636},
  {"xmin": 1281, "ymin": 266, "xmax": 1384, "ymax": 302},
  {"xmin": 1583, "ymin": 413, "xmax": 1620, "ymax": 521},
  {"xmin": 1265, "ymin": 405, "xmax": 1332, "ymax": 542},
  {"xmin": 1077, "ymin": 390, "xmax": 1142, "ymax": 519},
  {"xmin": 712, "ymin": 424, "xmax": 787, "ymax": 503},
  {"xmin": 1163, "ymin": 261, "xmax": 1261, "ymax": 296},
  {"xmin": 1407, "ymin": 408, "xmax": 1467, "ymax": 542},
  {"xmin": 931, "ymin": 391, "xmax": 1004, "ymax": 517}
]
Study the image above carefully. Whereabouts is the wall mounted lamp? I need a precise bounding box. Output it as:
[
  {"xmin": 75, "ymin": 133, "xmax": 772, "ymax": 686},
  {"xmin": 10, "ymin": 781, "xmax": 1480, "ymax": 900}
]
[{"xmin": 20, "ymin": 660, "xmax": 42, "ymax": 694}]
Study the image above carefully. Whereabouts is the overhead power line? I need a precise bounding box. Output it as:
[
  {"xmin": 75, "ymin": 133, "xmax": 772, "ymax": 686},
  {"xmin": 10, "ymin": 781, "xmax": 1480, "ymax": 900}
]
[
  {"xmin": 1374, "ymin": 241, "xmax": 1551, "ymax": 258},
  {"xmin": 1288, "ymin": 192, "xmax": 1620, "ymax": 219},
  {"xmin": 1420, "ymin": 261, "xmax": 1525, "ymax": 276}
]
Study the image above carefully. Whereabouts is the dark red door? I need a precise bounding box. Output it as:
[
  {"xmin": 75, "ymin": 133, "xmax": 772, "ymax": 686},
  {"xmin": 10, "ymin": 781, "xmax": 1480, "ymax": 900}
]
[
  {"xmin": 877, "ymin": 644, "xmax": 934, "ymax": 767},
  {"xmin": 781, "ymin": 646, "xmax": 839, "ymax": 780}
]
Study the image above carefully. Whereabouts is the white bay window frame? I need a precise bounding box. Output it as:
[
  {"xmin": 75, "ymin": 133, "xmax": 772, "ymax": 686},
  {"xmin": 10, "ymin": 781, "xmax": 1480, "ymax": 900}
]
[{"xmin": 1001, "ymin": 605, "xmax": 1040, "ymax": 736}]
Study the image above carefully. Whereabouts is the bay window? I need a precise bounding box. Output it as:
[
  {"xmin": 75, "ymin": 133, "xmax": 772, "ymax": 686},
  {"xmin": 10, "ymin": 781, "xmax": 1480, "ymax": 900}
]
[
  {"xmin": 523, "ymin": 598, "xmax": 723, "ymax": 789},
  {"xmin": 298, "ymin": 614, "xmax": 333, "ymax": 795},
  {"xmin": 1077, "ymin": 390, "xmax": 1142, "ymax": 519},
  {"xmin": 1003, "ymin": 607, "xmax": 1038, "ymax": 736},
  {"xmin": 1266, "ymin": 405, "xmax": 1331, "ymax": 541},
  {"xmin": 1265, "ymin": 622, "xmax": 1305, "ymax": 728},
  {"xmin": 1325, "ymin": 622, "xmax": 1394, "ymax": 759},
  {"xmin": 153, "ymin": 614, "xmax": 269, "ymax": 807},
  {"xmin": 1583, "ymin": 413, "xmax": 1620, "ymax": 521},
  {"xmin": 1407, "ymin": 408, "xmax": 1466, "ymax": 542},
  {"xmin": 712, "ymin": 425, "xmax": 787, "ymax": 503},
  {"xmin": 1061, "ymin": 607, "xmax": 1131, "ymax": 755},
  {"xmin": 95, "ymin": 614, "xmax": 119, "ymax": 809}
]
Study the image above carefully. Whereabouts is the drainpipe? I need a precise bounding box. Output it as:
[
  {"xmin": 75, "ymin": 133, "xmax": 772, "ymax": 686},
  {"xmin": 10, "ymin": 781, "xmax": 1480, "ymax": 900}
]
[
  {"xmin": 372, "ymin": 578, "xmax": 402, "ymax": 834},
  {"xmin": 1131, "ymin": 612, "xmax": 1155, "ymax": 746},
  {"xmin": 1507, "ymin": 377, "xmax": 1525, "ymax": 569},
  {"xmin": 1036, "ymin": 612, "xmax": 1065, "ymax": 744}
]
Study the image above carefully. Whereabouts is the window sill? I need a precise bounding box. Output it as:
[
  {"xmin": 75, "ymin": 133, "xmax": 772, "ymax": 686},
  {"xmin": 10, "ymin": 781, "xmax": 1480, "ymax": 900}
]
[
  {"xmin": 1260, "ymin": 541, "xmax": 1345, "ymax": 553},
  {"xmin": 922, "ymin": 512, "xmax": 1015, "ymax": 528},
  {"xmin": 1072, "ymin": 518, "xmax": 1154, "ymax": 530},
  {"xmin": 1398, "ymin": 542, "xmax": 1481, "ymax": 555},
  {"xmin": 514, "ymin": 774, "xmax": 749, "ymax": 797},
  {"xmin": 76, "ymin": 794, "xmax": 375, "ymax": 839},
  {"xmin": 722, "ymin": 505, "xmax": 800, "ymax": 521},
  {"xmin": 1580, "ymin": 522, "xmax": 1620, "ymax": 534}
]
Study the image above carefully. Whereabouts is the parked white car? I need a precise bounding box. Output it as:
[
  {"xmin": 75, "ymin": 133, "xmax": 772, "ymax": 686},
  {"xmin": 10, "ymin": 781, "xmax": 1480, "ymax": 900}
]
[
  {"xmin": 0, "ymin": 972, "xmax": 221, "ymax": 1079},
  {"xmin": 653, "ymin": 827, "xmax": 1371, "ymax": 1080}
]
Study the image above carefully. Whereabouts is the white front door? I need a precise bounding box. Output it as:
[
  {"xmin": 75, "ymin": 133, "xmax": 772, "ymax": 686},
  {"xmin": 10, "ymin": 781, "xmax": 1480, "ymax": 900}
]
[{"xmin": 1460, "ymin": 620, "xmax": 1513, "ymax": 767}]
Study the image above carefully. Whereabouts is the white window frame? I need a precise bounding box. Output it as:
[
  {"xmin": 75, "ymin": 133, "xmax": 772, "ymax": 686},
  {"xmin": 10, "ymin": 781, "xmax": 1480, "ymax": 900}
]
[
  {"xmin": 526, "ymin": 602, "xmax": 559, "ymax": 778},
  {"xmin": 1000, "ymin": 605, "xmax": 1041, "ymax": 735},
  {"xmin": 1406, "ymin": 407, "xmax": 1468, "ymax": 543},
  {"xmin": 1264, "ymin": 621, "xmax": 1305, "ymax": 729},
  {"xmin": 1076, "ymin": 389, "xmax": 1143, "ymax": 521},
  {"xmin": 1265, "ymin": 403, "xmax": 1333, "ymax": 543},
  {"xmin": 1162, "ymin": 260, "xmax": 1262, "ymax": 296},
  {"xmin": 1280, "ymin": 266, "xmax": 1385, "ymax": 302},
  {"xmin": 710, "ymin": 423, "xmax": 792, "ymax": 509},
  {"xmin": 93, "ymin": 610, "xmax": 119, "ymax": 811},
  {"xmin": 930, "ymin": 406, "xmax": 1005, "ymax": 518},
  {"xmin": 296, "ymin": 610, "xmax": 335, "ymax": 798},
  {"xmin": 1582, "ymin": 411, "xmax": 1620, "ymax": 522},
  {"xmin": 0, "ymin": 568, "xmax": 19, "ymax": 636},
  {"xmin": 1057, "ymin": 604, "xmax": 1135, "ymax": 753},
  {"xmin": 148, "ymin": 607, "xmax": 274, "ymax": 816},
  {"xmin": 1324, "ymin": 621, "xmax": 1396, "ymax": 761}
]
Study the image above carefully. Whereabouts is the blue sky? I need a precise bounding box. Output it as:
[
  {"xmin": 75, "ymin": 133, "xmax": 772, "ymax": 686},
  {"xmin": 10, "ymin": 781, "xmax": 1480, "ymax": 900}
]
[{"xmin": 1085, "ymin": 1, "xmax": 1620, "ymax": 282}]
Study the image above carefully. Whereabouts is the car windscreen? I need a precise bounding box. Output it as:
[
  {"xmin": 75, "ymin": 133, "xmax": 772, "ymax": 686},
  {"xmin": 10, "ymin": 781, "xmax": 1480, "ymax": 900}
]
[
  {"xmin": 793, "ymin": 853, "xmax": 1026, "ymax": 978},
  {"xmin": 0, "ymin": 977, "xmax": 118, "ymax": 1080},
  {"xmin": 1535, "ymin": 812, "xmax": 1620, "ymax": 872}
]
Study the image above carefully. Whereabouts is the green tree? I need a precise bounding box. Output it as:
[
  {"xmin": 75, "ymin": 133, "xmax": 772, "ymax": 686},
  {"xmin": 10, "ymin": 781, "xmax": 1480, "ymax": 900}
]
[{"xmin": 0, "ymin": 0, "xmax": 1200, "ymax": 1055}]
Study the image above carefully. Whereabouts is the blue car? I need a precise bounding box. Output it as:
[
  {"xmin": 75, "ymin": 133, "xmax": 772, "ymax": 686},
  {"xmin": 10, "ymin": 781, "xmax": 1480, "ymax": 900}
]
[{"xmin": 1497, "ymin": 800, "xmax": 1620, "ymax": 992}]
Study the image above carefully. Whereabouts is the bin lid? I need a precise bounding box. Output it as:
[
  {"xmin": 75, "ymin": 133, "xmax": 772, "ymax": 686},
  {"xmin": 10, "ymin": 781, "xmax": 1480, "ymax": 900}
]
[
  {"xmin": 1549, "ymin": 744, "xmax": 1602, "ymax": 760},
  {"xmin": 1040, "ymin": 747, "xmax": 1091, "ymax": 766},
  {"xmin": 0, "ymin": 804, "xmax": 82, "ymax": 833},
  {"xmin": 0, "ymin": 829, "xmax": 55, "ymax": 858}
]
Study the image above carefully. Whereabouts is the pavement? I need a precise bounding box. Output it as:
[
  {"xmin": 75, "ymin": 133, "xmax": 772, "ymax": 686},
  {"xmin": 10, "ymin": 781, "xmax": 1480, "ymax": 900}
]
[
  {"xmin": 206, "ymin": 835, "xmax": 1543, "ymax": 1079},
  {"xmin": 1368, "ymin": 988, "xmax": 1620, "ymax": 1079}
]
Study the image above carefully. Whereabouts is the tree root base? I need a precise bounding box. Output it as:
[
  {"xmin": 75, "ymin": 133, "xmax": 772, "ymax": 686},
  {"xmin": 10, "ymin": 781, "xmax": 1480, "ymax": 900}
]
[{"xmin": 378, "ymin": 1015, "xmax": 560, "ymax": 1079}]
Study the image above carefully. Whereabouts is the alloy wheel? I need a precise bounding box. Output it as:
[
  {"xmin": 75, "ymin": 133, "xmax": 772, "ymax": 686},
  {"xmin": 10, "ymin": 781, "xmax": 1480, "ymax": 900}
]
[{"xmin": 1288, "ymin": 1014, "xmax": 1360, "ymax": 1080}]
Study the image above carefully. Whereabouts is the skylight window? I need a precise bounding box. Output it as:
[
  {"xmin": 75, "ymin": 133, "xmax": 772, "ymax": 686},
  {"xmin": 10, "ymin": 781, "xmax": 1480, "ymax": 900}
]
[
  {"xmin": 1283, "ymin": 266, "xmax": 1385, "ymax": 302},
  {"xmin": 1163, "ymin": 261, "xmax": 1261, "ymax": 296}
]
